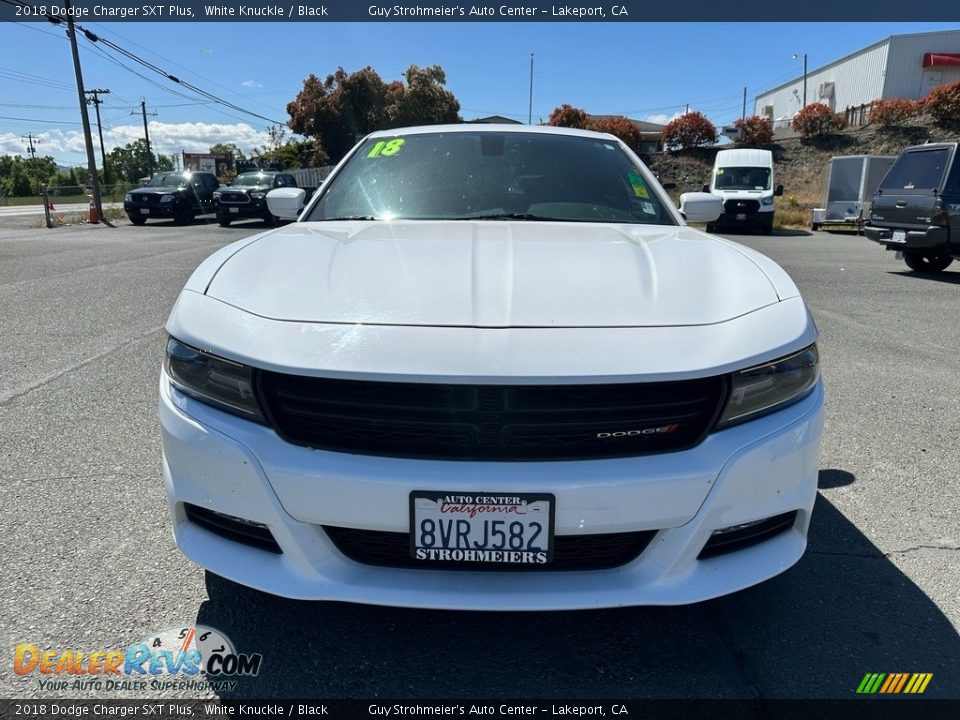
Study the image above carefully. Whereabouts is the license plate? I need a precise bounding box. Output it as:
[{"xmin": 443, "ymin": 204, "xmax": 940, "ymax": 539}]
[
  {"xmin": 891, "ymin": 230, "xmax": 906, "ymax": 243},
  {"xmin": 410, "ymin": 491, "xmax": 554, "ymax": 565},
  {"xmin": 139, "ymin": 209, "xmax": 149, "ymax": 215},
  {"xmin": 736, "ymin": 213, "xmax": 746, "ymax": 221},
  {"xmin": 229, "ymin": 207, "xmax": 239, "ymax": 213}
]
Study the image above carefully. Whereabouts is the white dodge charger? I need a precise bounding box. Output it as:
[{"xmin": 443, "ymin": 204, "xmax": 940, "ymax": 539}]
[{"xmin": 159, "ymin": 125, "xmax": 823, "ymax": 610}]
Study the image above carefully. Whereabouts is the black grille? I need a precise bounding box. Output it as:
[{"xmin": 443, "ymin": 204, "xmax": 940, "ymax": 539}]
[
  {"xmin": 219, "ymin": 191, "xmax": 250, "ymax": 204},
  {"xmin": 323, "ymin": 526, "xmax": 656, "ymax": 571},
  {"xmin": 698, "ymin": 511, "xmax": 797, "ymax": 560},
  {"xmin": 184, "ymin": 504, "xmax": 282, "ymax": 554},
  {"xmin": 256, "ymin": 374, "xmax": 726, "ymax": 461},
  {"xmin": 132, "ymin": 194, "xmax": 161, "ymax": 205},
  {"xmin": 723, "ymin": 199, "xmax": 760, "ymax": 214}
]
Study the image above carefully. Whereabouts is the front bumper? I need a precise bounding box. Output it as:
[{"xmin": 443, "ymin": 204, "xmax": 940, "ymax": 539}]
[
  {"xmin": 159, "ymin": 368, "xmax": 824, "ymax": 610},
  {"xmin": 715, "ymin": 211, "xmax": 774, "ymax": 230},
  {"xmin": 125, "ymin": 201, "xmax": 176, "ymax": 218}
]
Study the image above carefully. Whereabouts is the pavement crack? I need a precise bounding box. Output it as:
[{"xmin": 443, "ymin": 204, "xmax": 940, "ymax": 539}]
[
  {"xmin": 809, "ymin": 544, "xmax": 960, "ymax": 559},
  {"xmin": 705, "ymin": 606, "xmax": 768, "ymax": 711}
]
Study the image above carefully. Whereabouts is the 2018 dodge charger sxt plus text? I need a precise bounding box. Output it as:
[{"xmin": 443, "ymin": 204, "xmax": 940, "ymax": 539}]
[{"xmin": 160, "ymin": 125, "xmax": 823, "ymax": 610}]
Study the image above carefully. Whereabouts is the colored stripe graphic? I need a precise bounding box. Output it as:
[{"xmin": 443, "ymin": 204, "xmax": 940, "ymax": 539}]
[{"xmin": 856, "ymin": 672, "xmax": 932, "ymax": 694}]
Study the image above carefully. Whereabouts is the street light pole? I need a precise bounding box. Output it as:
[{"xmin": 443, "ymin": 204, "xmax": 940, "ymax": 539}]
[
  {"xmin": 528, "ymin": 53, "xmax": 534, "ymax": 125},
  {"xmin": 793, "ymin": 52, "xmax": 808, "ymax": 108}
]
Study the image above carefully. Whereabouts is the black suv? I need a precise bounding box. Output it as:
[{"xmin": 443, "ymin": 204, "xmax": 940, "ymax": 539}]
[
  {"xmin": 214, "ymin": 171, "xmax": 298, "ymax": 226},
  {"xmin": 865, "ymin": 141, "xmax": 960, "ymax": 272},
  {"xmin": 124, "ymin": 171, "xmax": 219, "ymax": 225}
]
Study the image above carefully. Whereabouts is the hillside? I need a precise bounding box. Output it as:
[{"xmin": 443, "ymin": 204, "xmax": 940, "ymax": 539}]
[{"xmin": 649, "ymin": 118, "xmax": 958, "ymax": 229}]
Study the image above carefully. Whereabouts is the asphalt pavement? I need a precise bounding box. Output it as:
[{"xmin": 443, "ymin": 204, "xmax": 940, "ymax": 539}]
[{"xmin": 0, "ymin": 217, "xmax": 957, "ymax": 701}]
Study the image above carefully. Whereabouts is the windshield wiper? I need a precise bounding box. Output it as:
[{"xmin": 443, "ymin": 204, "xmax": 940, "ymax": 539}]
[
  {"xmin": 322, "ymin": 215, "xmax": 380, "ymax": 221},
  {"xmin": 454, "ymin": 212, "xmax": 561, "ymax": 221}
]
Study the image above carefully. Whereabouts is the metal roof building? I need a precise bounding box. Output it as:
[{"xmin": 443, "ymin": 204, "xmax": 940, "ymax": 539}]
[{"xmin": 754, "ymin": 29, "xmax": 960, "ymax": 126}]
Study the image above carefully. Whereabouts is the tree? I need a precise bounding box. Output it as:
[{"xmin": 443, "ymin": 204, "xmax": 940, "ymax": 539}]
[
  {"xmin": 547, "ymin": 104, "xmax": 590, "ymax": 129},
  {"xmin": 209, "ymin": 142, "xmax": 247, "ymax": 165},
  {"xmin": 733, "ymin": 116, "xmax": 774, "ymax": 147},
  {"xmin": 106, "ymin": 140, "xmax": 173, "ymax": 182},
  {"xmin": 923, "ymin": 81, "xmax": 960, "ymax": 127},
  {"xmin": 661, "ymin": 112, "xmax": 718, "ymax": 150},
  {"xmin": 869, "ymin": 98, "xmax": 923, "ymax": 128},
  {"xmin": 588, "ymin": 116, "xmax": 643, "ymax": 152},
  {"xmin": 386, "ymin": 65, "xmax": 460, "ymax": 128},
  {"xmin": 0, "ymin": 154, "xmax": 57, "ymax": 196},
  {"xmin": 791, "ymin": 103, "xmax": 846, "ymax": 138},
  {"xmin": 287, "ymin": 64, "xmax": 461, "ymax": 165}
]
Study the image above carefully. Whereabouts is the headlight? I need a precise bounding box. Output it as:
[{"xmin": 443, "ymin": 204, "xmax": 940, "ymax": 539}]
[
  {"xmin": 125, "ymin": 193, "xmax": 132, "ymax": 202},
  {"xmin": 160, "ymin": 194, "xmax": 174, "ymax": 203},
  {"xmin": 213, "ymin": 191, "xmax": 221, "ymax": 199},
  {"xmin": 716, "ymin": 344, "xmax": 819, "ymax": 428},
  {"xmin": 164, "ymin": 337, "xmax": 264, "ymax": 422},
  {"xmin": 251, "ymin": 192, "xmax": 266, "ymax": 199},
  {"xmin": 761, "ymin": 197, "xmax": 774, "ymax": 206}
]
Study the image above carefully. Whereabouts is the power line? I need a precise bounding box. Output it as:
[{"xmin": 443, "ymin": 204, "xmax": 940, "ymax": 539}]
[{"xmin": 76, "ymin": 25, "xmax": 283, "ymax": 125}]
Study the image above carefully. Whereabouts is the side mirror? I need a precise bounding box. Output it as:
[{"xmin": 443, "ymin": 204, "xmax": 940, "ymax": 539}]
[
  {"xmin": 661, "ymin": 182, "xmax": 677, "ymax": 190},
  {"xmin": 702, "ymin": 184, "xmax": 711, "ymax": 193},
  {"xmin": 679, "ymin": 192, "xmax": 722, "ymax": 223},
  {"xmin": 775, "ymin": 184, "xmax": 784, "ymax": 197},
  {"xmin": 266, "ymin": 187, "xmax": 306, "ymax": 220}
]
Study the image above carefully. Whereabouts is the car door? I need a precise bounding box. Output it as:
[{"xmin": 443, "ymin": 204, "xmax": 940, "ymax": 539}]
[{"xmin": 943, "ymin": 149, "xmax": 960, "ymax": 255}]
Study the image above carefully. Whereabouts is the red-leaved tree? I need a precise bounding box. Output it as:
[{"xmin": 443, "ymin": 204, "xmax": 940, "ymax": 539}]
[
  {"xmin": 588, "ymin": 116, "xmax": 643, "ymax": 152},
  {"xmin": 547, "ymin": 104, "xmax": 590, "ymax": 129},
  {"xmin": 869, "ymin": 98, "xmax": 923, "ymax": 128},
  {"xmin": 923, "ymin": 81, "xmax": 960, "ymax": 127},
  {"xmin": 734, "ymin": 116, "xmax": 774, "ymax": 147},
  {"xmin": 791, "ymin": 103, "xmax": 846, "ymax": 137},
  {"xmin": 661, "ymin": 112, "xmax": 718, "ymax": 150}
]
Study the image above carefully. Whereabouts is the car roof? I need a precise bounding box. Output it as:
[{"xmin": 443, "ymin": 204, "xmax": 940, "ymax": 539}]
[
  {"xmin": 366, "ymin": 123, "xmax": 622, "ymax": 143},
  {"xmin": 903, "ymin": 141, "xmax": 958, "ymax": 151}
]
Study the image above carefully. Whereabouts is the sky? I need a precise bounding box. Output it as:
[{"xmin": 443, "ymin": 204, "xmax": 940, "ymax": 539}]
[{"xmin": 1, "ymin": 20, "xmax": 958, "ymax": 167}]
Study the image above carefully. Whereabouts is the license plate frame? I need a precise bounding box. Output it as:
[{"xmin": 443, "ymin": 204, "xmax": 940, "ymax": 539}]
[
  {"xmin": 229, "ymin": 207, "xmax": 239, "ymax": 213},
  {"xmin": 409, "ymin": 491, "xmax": 555, "ymax": 566},
  {"xmin": 736, "ymin": 213, "xmax": 747, "ymax": 221},
  {"xmin": 891, "ymin": 230, "xmax": 907, "ymax": 243},
  {"xmin": 139, "ymin": 209, "xmax": 149, "ymax": 215}
]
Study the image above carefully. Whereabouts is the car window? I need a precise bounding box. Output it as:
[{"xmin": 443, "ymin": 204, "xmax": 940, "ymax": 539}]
[
  {"xmin": 715, "ymin": 167, "xmax": 771, "ymax": 190},
  {"xmin": 308, "ymin": 131, "xmax": 675, "ymax": 225},
  {"xmin": 880, "ymin": 148, "xmax": 950, "ymax": 192},
  {"xmin": 942, "ymin": 150, "xmax": 960, "ymax": 196}
]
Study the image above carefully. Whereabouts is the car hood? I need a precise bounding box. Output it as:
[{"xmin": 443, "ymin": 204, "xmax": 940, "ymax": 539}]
[
  {"xmin": 222, "ymin": 185, "xmax": 269, "ymax": 193},
  {"xmin": 133, "ymin": 186, "xmax": 184, "ymax": 195},
  {"xmin": 204, "ymin": 221, "xmax": 782, "ymax": 328}
]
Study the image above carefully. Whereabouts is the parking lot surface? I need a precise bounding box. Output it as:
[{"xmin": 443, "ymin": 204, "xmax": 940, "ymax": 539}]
[{"xmin": 1, "ymin": 217, "xmax": 958, "ymax": 700}]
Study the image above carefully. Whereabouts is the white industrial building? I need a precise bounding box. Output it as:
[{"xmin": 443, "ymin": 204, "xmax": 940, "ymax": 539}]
[{"xmin": 754, "ymin": 29, "xmax": 960, "ymax": 127}]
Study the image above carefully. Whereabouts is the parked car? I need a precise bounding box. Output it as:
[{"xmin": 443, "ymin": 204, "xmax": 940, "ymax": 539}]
[
  {"xmin": 124, "ymin": 171, "xmax": 219, "ymax": 225},
  {"xmin": 214, "ymin": 171, "xmax": 298, "ymax": 226},
  {"xmin": 864, "ymin": 141, "xmax": 960, "ymax": 272},
  {"xmin": 160, "ymin": 125, "xmax": 823, "ymax": 610},
  {"xmin": 704, "ymin": 148, "xmax": 783, "ymax": 235}
]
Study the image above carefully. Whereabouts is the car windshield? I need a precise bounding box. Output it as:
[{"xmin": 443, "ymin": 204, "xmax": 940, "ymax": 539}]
[
  {"xmin": 715, "ymin": 167, "xmax": 771, "ymax": 191},
  {"xmin": 880, "ymin": 148, "xmax": 950, "ymax": 192},
  {"xmin": 147, "ymin": 172, "xmax": 189, "ymax": 188},
  {"xmin": 232, "ymin": 173, "xmax": 272, "ymax": 187},
  {"xmin": 307, "ymin": 130, "xmax": 674, "ymax": 225}
]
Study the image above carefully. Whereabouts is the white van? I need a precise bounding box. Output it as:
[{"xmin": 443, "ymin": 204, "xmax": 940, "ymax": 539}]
[{"xmin": 705, "ymin": 148, "xmax": 783, "ymax": 235}]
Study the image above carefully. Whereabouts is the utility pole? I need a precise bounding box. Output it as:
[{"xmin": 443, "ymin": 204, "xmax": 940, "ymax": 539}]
[
  {"xmin": 802, "ymin": 53, "xmax": 808, "ymax": 107},
  {"xmin": 84, "ymin": 88, "xmax": 110, "ymax": 184},
  {"xmin": 22, "ymin": 134, "xmax": 38, "ymax": 160},
  {"xmin": 742, "ymin": 87, "xmax": 747, "ymax": 121},
  {"xmin": 528, "ymin": 53, "xmax": 534, "ymax": 125},
  {"xmin": 140, "ymin": 100, "xmax": 154, "ymax": 177},
  {"xmin": 685, "ymin": 103, "xmax": 689, "ymax": 115},
  {"xmin": 64, "ymin": 0, "xmax": 104, "ymax": 224}
]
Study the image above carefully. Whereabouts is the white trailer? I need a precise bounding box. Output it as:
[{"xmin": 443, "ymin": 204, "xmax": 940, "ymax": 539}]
[{"xmin": 811, "ymin": 155, "xmax": 896, "ymax": 232}]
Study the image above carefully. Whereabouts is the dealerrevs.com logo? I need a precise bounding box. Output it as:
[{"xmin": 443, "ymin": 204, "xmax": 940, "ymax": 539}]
[{"xmin": 14, "ymin": 625, "xmax": 262, "ymax": 692}]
